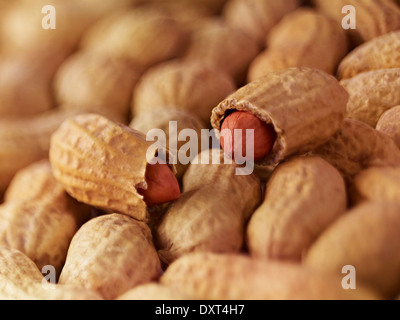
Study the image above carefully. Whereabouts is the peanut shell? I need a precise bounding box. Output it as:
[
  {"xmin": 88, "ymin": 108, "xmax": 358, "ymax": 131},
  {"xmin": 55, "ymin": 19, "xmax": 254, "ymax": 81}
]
[
  {"xmin": 314, "ymin": 119, "xmax": 400, "ymax": 182},
  {"xmin": 247, "ymin": 156, "xmax": 347, "ymax": 261},
  {"xmin": 0, "ymin": 109, "xmax": 82, "ymax": 194},
  {"xmin": 340, "ymin": 68, "xmax": 400, "ymax": 127},
  {"xmin": 313, "ymin": 0, "xmax": 400, "ymax": 46},
  {"xmin": 50, "ymin": 113, "xmax": 163, "ymax": 220},
  {"xmin": 130, "ymin": 109, "xmax": 206, "ymax": 179},
  {"xmin": 376, "ymin": 105, "xmax": 400, "ymax": 148},
  {"xmin": 350, "ymin": 166, "xmax": 400, "ymax": 204},
  {"xmin": 338, "ymin": 31, "xmax": 400, "ymax": 79},
  {"xmin": 116, "ymin": 283, "xmax": 189, "ymax": 300},
  {"xmin": 132, "ymin": 60, "xmax": 236, "ymax": 124},
  {"xmin": 0, "ymin": 160, "xmax": 91, "ymax": 274},
  {"xmin": 211, "ymin": 67, "xmax": 348, "ymax": 167},
  {"xmin": 223, "ymin": 0, "xmax": 300, "ymax": 43},
  {"xmin": 59, "ymin": 214, "xmax": 162, "ymax": 300},
  {"xmin": 304, "ymin": 201, "xmax": 400, "ymax": 299},
  {"xmin": 0, "ymin": 246, "xmax": 102, "ymax": 300},
  {"xmin": 161, "ymin": 252, "xmax": 380, "ymax": 300},
  {"xmin": 156, "ymin": 149, "xmax": 261, "ymax": 265},
  {"xmin": 248, "ymin": 8, "xmax": 348, "ymax": 81},
  {"xmin": 80, "ymin": 7, "xmax": 187, "ymax": 68},
  {"xmin": 54, "ymin": 51, "xmax": 143, "ymax": 123},
  {"xmin": 184, "ymin": 18, "xmax": 261, "ymax": 84}
]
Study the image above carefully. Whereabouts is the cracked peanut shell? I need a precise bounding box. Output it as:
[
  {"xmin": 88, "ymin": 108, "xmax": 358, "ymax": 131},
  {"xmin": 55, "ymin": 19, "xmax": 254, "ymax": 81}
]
[
  {"xmin": 211, "ymin": 67, "xmax": 348, "ymax": 167},
  {"xmin": 49, "ymin": 113, "xmax": 165, "ymax": 221}
]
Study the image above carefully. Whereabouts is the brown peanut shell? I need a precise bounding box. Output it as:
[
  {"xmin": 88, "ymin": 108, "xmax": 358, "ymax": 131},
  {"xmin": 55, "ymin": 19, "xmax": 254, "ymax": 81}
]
[
  {"xmin": 50, "ymin": 113, "xmax": 163, "ymax": 220},
  {"xmin": 313, "ymin": 0, "xmax": 400, "ymax": 46},
  {"xmin": 314, "ymin": 119, "xmax": 400, "ymax": 182},
  {"xmin": 350, "ymin": 166, "xmax": 400, "ymax": 204},
  {"xmin": 132, "ymin": 60, "xmax": 236, "ymax": 124},
  {"xmin": 248, "ymin": 8, "xmax": 348, "ymax": 81},
  {"xmin": 247, "ymin": 156, "xmax": 347, "ymax": 261},
  {"xmin": 130, "ymin": 109, "xmax": 206, "ymax": 179},
  {"xmin": 223, "ymin": 0, "xmax": 300, "ymax": 43},
  {"xmin": 116, "ymin": 283, "xmax": 189, "ymax": 300},
  {"xmin": 338, "ymin": 31, "xmax": 400, "ymax": 79},
  {"xmin": 304, "ymin": 201, "xmax": 400, "ymax": 299},
  {"xmin": 161, "ymin": 252, "xmax": 380, "ymax": 300},
  {"xmin": 211, "ymin": 67, "xmax": 348, "ymax": 167},
  {"xmin": 376, "ymin": 105, "xmax": 400, "ymax": 148},
  {"xmin": 340, "ymin": 68, "xmax": 400, "ymax": 127},
  {"xmin": 156, "ymin": 149, "xmax": 261, "ymax": 265},
  {"xmin": 0, "ymin": 247, "xmax": 102, "ymax": 300},
  {"xmin": 59, "ymin": 214, "xmax": 162, "ymax": 300}
]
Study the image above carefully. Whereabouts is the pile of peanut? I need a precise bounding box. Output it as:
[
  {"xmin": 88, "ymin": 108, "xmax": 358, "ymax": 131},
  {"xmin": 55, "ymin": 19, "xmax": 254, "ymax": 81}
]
[{"xmin": 1, "ymin": 0, "xmax": 400, "ymax": 301}]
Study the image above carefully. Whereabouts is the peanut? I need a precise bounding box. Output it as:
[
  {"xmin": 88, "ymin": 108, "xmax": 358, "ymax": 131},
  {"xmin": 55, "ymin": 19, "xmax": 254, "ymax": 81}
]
[
  {"xmin": 304, "ymin": 201, "xmax": 400, "ymax": 299},
  {"xmin": 132, "ymin": 60, "xmax": 236, "ymax": 124},
  {"xmin": 156, "ymin": 149, "xmax": 261, "ymax": 265},
  {"xmin": 0, "ymin": 160, "xmax": 91, "ymax": 274},
  {"xmin": 0, "ymin": 246, "xmax": 102, "ymax": 300},
  {"xmin": 314, "ymin": 119, "xmax": 400, "ymax": 182},
  {"xmin": 248, "ymin": 8, "xmax": 348, "ymax": 81},
  {"xmin": 116, "ymin": 282, "xmax": 190, "ymax": 300},
  {"xmin": 49, "ymin": 113, "xmax": 180, "ymax": 220},
  {"xmin": 220, "ymin": 111, "xmax": 276, "ymax": 161},
  {"xmin": 376, "ymin": 105, "xmax": 400, "ymax": 148},
  {"xmin": 349, "ymin": 166, "xmax": 400, "ymax": 205},
  {"xmin": 137, "ymin": 160, "xmax": 181, "ymax": 206},
  {"xmin": 161, "ymin": 252, "xmax": 380, "ymax": 300},
  {"xmin": 211, "ymin": 67, "xmax": 348, "ymax": 166},
  {"xmin": 340, "ymin": 68, "xmax": 400, "ymax": 127},
  {"xmin": 247, "ymin": 156, "xmax": 347, "ymax": 261},
  {"xmin": 54, "ymin": 51, "xmax": 143, "ymax": 124},
  {"xmin": 184, "ymin": 18, "xmax": 261, "ymax": 84},
  {"xmin": 313, "ymin": 0, "xmax": 400, "ymax": 46},
  {"xmin": 59, "ymin": 213, "xmax": 162, "ymax": 300},
  {"xmin": 0, "ymin": 109, "xmax": 82, "ymax": 194},
  {"xmin": 337, "ymin": 31, "xmax": 400, "ymax": 80},
  {"xmin": 130, "ymin": 109, "xmax": 206, "ymax": 179},
  {"xmin": 223, "ymin": 0, "xmax": 300, "ymax": 43},
  {"xmin": 80, "ymin": 6, "xmax": 187, "ymax": 68}
]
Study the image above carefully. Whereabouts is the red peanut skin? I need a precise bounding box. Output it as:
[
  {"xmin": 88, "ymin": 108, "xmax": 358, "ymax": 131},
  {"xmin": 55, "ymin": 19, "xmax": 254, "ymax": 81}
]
[
  {"xmin": 138, "ymin": 161, "xmax": 180, "ymax": 206},
  {"xmin": 220, "ymin": 111, "xmax": 276, "ymax": 161}
]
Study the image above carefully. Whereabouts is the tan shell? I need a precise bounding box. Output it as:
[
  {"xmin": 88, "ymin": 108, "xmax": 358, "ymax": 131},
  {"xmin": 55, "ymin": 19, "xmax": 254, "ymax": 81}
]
[
  {"xmin": 304, "ymin": 201, "xmax": 400, "ymax": 299},
  {"xmin": 223, "ymin": 0, "xmax": 300, "ymax": 43},
  {"xmin": 156, "ymin": 149, "xmax": 261, "ymax": 265},
  {"xmin": 161, "ymin": 252, "xmax": 380, "ymax": 300},
  {"xmin": 376, "ymin": 105, "xmax": 400, "ymax": 148},
  {"xmin": 248, "ymin": 8, "xmax": 348, "ymax": 81},
  {"xmin": 211, "ymin": 67, "xmax": 349, "ymax": 167},
  {"xmin": 54, "ymin": 51, "xmax": 143, "ymax": 123},
  {"xmin": 0, "ymin": 160, "xmax": 91, "ymax": 274},
  {"xmin": 150, "ymin": 0, "xmax": 227, "ymax": 14},
  {"xmin": 80, "ymin": 6, "xmax": 187, "ymax": 68},
  {"xmin": 338, "ymin": 31, "xmax": 400, "ymax": 80},
  {"xmin": 0, "ymin": 1, "xmax": 97, "ymax": 55},
  {"xmin": 49, "ymin": 113, "xmax": 157, "ymax": 220},
  {"xmin": 247, "ymin": 156, "xmax": 347, "ymax": 261},
  {"xmin": 0, "ymin": 109, "xmax": 82, "ymax": 194},
  {"xmin": 340, "ymin": 68, "xmax": 400, "ymax": 127},
  {"xmin": 314, "ymin": 119, "xmax": 400, "ymax": 182},
  {"xmin": 132, "ymin": 60, "xmax": 236, "ymax": 124},
  {"xmin": 0, "ymin": 246, "xmax": 102, "ymax": 300},
  {"xmin": 184, "ymin": 18, "xmax": 261, "ymax": 84},
  {"xmin": 116, "ymin": 282, "xmax": 189, "ymax": 300},
  {"xmin": 350, "ymin": 166, "xmax": 400, "ymax": 204},
  {"xmin": 130, "ymin": 109, "xmax": 207, "ymax": 179},
  {"xmin": 313, "ymin": 0, "xmax": 400, "ymax": 46},
  {"xmin": 0, "ymin": 55, "xmax": 54, "ymax": 118},
  {"xmin": 59, "ymin": 214, "xmax": 162, "ymax": 300}
]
